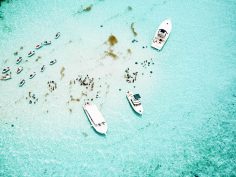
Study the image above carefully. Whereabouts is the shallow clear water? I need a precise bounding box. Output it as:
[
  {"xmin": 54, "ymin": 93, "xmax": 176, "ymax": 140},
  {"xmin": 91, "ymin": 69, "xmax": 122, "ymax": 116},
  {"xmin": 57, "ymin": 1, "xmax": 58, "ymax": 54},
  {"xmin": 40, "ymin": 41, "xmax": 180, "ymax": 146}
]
[{"xmin": 0, "ymin": 0, "xmax": 236, "ymax": 176}]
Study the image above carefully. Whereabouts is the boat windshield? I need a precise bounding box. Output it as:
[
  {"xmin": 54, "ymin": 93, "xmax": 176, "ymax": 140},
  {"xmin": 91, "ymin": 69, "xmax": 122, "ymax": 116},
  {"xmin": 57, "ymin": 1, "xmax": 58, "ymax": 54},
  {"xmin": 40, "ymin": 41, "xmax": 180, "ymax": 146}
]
[
  {"xmin": 158, "ymin": 29, "xmax": 167, "ymax": 38},
  {"xmin": 133, "ymin": 94, "xmax": 141, "ymax": 100}
]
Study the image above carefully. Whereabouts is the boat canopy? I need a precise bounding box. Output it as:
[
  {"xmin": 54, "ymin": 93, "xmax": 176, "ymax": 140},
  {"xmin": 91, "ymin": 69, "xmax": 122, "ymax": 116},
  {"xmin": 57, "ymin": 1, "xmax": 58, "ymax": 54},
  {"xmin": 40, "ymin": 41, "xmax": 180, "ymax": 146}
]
[
  {"xmin": 159, "ymin": 29, "xmax": 167, "ymax": 34},
  {"xmin": 133, "ymin": 94, "xmax": 141, "ymax": 100},
  {"xmin": 86, "ymin": 104, "xmax": 105, "ymax": 125},
  {"xmin": 158, "ymin": 29, "xmax": 167, "ymax": 38}
]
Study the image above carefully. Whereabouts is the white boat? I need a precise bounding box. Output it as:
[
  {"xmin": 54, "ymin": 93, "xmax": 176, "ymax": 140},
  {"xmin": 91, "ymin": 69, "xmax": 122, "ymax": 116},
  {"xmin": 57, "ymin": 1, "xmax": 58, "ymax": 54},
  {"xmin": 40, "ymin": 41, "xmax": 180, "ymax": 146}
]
[
  {"xmin": 49, "ymin": 59, "xmax": 57, "ymax": 65},
  {"xmin": 19, "ymin": 79, "xmax": 25, "ymax": 87},
  {"xmin": 35, "ymin": 44, "xmax": 43, "ymax": 49},
  {"xmin": 83, "ymin": 103, "xmax": 108, "ymax": 135},
  {"xmin": 151, "ymin": 19, "xmax": 172, "ymax": 51},
  {"xmin": 16, "ymin": 66, "xmax": 23, "ymax": 74},
  {"xmin": 28, "ymin": 51, "xmax": 35, "ymax": 57},
  {"xmin": 55, "ymin": 32, "xmax": 60, "ymax": 39},
  {"xmin": 126, "ymin": 91, "xmax": 143, "ymax": 115},
  {"xmin": 2, "ymin": 67, "xmax": 10, "ymax": 74},
  {"xmin": 1, "ymin": 73, "xmax": 11, "ymax": 80},
  {"xmin": 29, "ymin": 72, "xmax": 36, "ymax": 79},
  {"xmin": 16, "ymin": 57, "xmax": 22, "ymax": 64},
  {"xmin": 43, "ymin": 41, "xmax": 51, "ymax": 45}
]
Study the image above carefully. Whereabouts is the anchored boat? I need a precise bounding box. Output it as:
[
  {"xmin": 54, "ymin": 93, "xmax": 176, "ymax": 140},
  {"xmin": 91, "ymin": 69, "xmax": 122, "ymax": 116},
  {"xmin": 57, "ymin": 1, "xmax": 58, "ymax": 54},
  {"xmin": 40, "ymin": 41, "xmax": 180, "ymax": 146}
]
[
  {"xmin": 40, "ymin": 65, "xmax": 45, "ymax": 72},
  {"xmin": 35, "ymin": 44, "xmax": 43, "ymax": 49},
  {"xmin": 16, "ymin": 57, "xmax": 22, "ymax": 64},
  {"xmin": 2, "ymin": 67, "xmax": 10, "ymax": 74},
  {"xmin": 29, "ymin": 72, "xmax": 36, "ymax": 79},
  {"xmin": 49, "ymin": 59, "xmax": 57, "ymax": 65},
  {"xmin": 43, "ymin": 41, "xmax": 51, "ymax": 45},
  {"xmin": 55, "ymin": 32, "xmax": 60, "ymax": 39},
  {"xmin": 151, "ymin": 19, "xmax": 172, "ymax": 51},
  {"xmin": 126, "ymin": 91, "xmax": 143, "ymax": 115},
  {"xmin": 83, "ymin": 103, "xmax": 108, "ymax": 135},
  {"xmin": 19, "ymin": 79, "xmax": 25, "ymax": 87},
  {"xmin": 1, "ymin": 73, "xmax": 11, "ymax": 81}
]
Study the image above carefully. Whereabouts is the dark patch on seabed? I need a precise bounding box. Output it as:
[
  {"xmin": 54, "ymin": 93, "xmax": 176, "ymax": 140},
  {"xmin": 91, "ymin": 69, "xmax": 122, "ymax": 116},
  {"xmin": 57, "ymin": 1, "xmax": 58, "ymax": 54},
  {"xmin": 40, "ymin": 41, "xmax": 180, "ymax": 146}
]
[
  {"xmin": 0, "ymin": 10, "xmax": 3, "ymax": 19},
  {"xmin": 0, "ymin": 0, "xmax": 12, "ymax": 6},
  {"xmin": 180, "ymin": 83, "xmax": 236, "ymax": 176}
]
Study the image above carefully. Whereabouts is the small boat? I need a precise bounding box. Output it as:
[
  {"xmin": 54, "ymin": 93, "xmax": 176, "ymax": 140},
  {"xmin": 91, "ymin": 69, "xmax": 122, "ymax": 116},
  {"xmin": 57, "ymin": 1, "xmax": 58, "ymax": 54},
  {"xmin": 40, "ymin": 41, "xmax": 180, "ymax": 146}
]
[
  {"xmin": 28, "ymin": 51, "xmax": 35, "ymax": 57},
  {"xmin": 2, "ymin": 67, "xmax": 10, "ymax": 74},
  {"xmin": 16, "ymin": 66, "xmax": 23, "ymax": 74},
  {"xmin": 83, "ymin": 103, "xmax": 108, "ymax": 135},
  {"xmin": 55, "ymin": 32, "xmax": 60, "ymax": 39},
  {"xmin": 40, "ymin": 65, "xmax": 45, "ymax": 72},
  {"xmin": 43, "ymin": 41, "xmax": 51, "ymax": 45},
  {"xmin": 151, "ymin": 19, "xmax": 172, "ymax": 51},
  {"xmin": 29, "ymin": 72, "xmax": 36, "ymax": 79},
  {"xmin": 19, "ymin": 79, "xmax": 25, "ymax": 87},
  {"xmin": 126, "ymin": 91, "xmax": 143, "ymax": 115},
  {"xmin": 16, "ymin": 57, "xmax": 22, "ymax": 64},
  {"xmin": 35, "ymin": 44, "xmax": 43, "ymax": 49},
  {"xmin": 1, "ymin": 73, "xmax": 11, "ymax": 80},
  {"xmin": 49, "ymin": 59, "xmax": 57, "ymax": 65}
]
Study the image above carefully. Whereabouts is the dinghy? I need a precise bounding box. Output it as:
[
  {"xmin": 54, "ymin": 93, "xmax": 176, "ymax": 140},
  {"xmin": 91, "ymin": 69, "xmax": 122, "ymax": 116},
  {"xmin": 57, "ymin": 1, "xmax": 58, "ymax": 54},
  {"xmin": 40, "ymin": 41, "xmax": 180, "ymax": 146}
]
[
  {"xmin": 43, "ymin": 41, "xmax": 51, "ymax": 45},
  {"xmin": 1, "ymin": 73, "xmax": 11, "ymax": 81},
  {"xmin": 83, "ymin": 102, "xmax": 108, "ymax": 135},
  {"xmin": 16, "ymin": 57, "xmax": 22, "ymax": 64},
  {"xmin": 2, "ymin": 67, "xmax": 10, "ymax": 74},
  {"xmin": 29, "ymin": 72, "xmax": 36, "ymax": 79},
  {"xmin": 49, "ymin": 59, "xmax": 57, "ymax": 65},
  {"xmin": 40, "ymin": 65, "xmax": 45, "ymax": 72},
  {"xmin": 19, "ymin": 79, "xmax": 25, "ymax": 87},
  {"xmin": 16, "ymin": 66, "xmax": 23, "ymax": 74},
  {"xmin": 55, "ymin": 32, "xmax": 60, "ymax": 39},
  {"xmin": 35, "ymin": 44, "xmax": 43, "ymax": 49},
  {"xmin": 28, "ymin": 51, "xmax": 35, "ymax": 57}
]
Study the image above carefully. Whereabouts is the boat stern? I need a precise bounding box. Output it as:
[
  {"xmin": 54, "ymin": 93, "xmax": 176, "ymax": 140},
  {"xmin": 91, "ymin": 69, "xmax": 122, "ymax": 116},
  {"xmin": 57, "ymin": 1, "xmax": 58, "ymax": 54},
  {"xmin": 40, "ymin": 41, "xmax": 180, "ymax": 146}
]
[
  {"xmin": 151, "ymin": 42, "xmax": 162, "ymax": 50},
  {"xmin": 136, "ymin": 106, "xmax": 144, "ymax": 115},
  {"xmin": 95, "ymin": 124, "xmax": 108, "ymax": 135}
]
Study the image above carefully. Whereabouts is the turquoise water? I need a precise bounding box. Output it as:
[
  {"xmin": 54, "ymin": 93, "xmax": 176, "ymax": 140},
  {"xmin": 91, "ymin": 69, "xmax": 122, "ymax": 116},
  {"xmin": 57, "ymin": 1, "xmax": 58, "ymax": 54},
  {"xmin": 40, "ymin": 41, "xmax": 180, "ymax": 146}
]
[{"xmin": 0, "ymin": 0, "xmax": 236, "ymax": 176}]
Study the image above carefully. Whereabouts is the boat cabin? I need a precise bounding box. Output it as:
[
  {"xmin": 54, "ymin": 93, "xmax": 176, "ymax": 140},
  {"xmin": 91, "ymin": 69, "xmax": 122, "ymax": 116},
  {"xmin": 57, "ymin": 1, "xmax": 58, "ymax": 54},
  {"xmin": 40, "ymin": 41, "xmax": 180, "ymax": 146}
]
[{"xmin": 131, "ymin": 94, "xmax": 141, "ymax": 106}]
